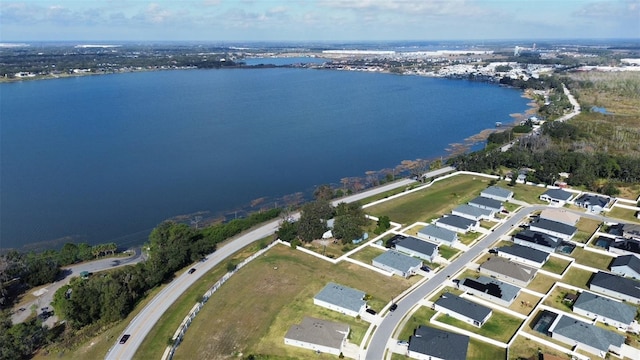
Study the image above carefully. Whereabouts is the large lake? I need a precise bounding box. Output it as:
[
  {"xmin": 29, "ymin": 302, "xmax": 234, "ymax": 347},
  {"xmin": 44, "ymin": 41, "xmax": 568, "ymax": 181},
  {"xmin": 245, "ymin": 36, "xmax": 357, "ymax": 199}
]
[{"xmin": 0, "ymin": 68, "xmax": 529, "ymax": 250}]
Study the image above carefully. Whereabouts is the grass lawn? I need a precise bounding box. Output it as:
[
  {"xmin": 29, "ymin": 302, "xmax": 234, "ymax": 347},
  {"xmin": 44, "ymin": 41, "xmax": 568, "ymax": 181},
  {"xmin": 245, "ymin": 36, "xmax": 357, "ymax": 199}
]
[
  {"xmin": 542, "ymin": 286, "xmax": 575, "ymax": 313},
  {"xmin": 573, "ymin": 218, "xmax": 601, "ymax": 243},
  {"xmin": 503, "ymin": 202, "xmax": 520, "ymax": 212},
  {"xmin": 507, "ymin": 183, "xmax": 548, "ymax": 204},
  {"xmin": 439, "ymin": 245, "xmax": 460, "ymax": 260},
  {"xmin": 467, "ymin": 338, "xmax": 507, "ymax": 360},
  {"xmin": 570, "ymin": 247, "xmax": 614, "ymax": 270},
  {"xmin": 397, "ymin": 306, "xmax": 438, "ymax": 341},
  {"xmin": 349, "ymin": 245, "xmax": 386, "ymax": 264},
  {"xmin": 480, "ymin": 220, "xmax": 498, "ymax": 230},
  {"xmin": 608, "ymin": 206, "xmax": 640, "ymax": 224},
  {"xmin": 560, "ymin": 267, "xmax": 594, "ymax": 290},
  {"xmin": 173, "ymin": 244, "xmax": 415, "ymax": 359},
  {"xmin": 508, "ymin": 292, "xmax": 542, "ymax": 316},
  {"xmin": 428, "ymin": 287, "xmax": 464, "ymax": 303},
  {"xmin": 508, "ymin": 335, "xmax": 571, "ymax": 360},
  {"xmin": 527, "ymin": 273, "xmax": 558, "ymax": 294},
  {"xmin": 541, "ymin": 257, "xmax": 571, "ymax": 275},
  {"xmin": 435, "ymin": 309, "xmax": 523, "ymax": 343},
  {"xmin": 459, "ymin": 231, "xmax": 480, "ymax": 246},
  {"xmin": 365, "ymin": 174, "xmax": 492, "ymax": 225}
]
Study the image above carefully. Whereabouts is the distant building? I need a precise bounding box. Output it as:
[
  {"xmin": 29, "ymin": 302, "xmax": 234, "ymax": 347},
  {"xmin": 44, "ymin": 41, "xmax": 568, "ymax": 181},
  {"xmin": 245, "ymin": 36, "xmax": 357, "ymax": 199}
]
[
  {"xmin": 610, "ymin": 254, "xmax": 640, "ymax": 279},
  {"xmin": 548, "ymin": 314, "xmax": 624, "ymax": 358},
  {"xmin": 574, "ymin": 193, "xmax": 610, "ymax": 214},
  {"xmin": 539, "ymin": 208, "xmax": 580, "ymax": 226},
  {"xmin": 468, "ymin": 196, "xmax": 503, "ymax": 213},
  {"xmin": 589, "ymin": 271, "xmax": 640, "ymax": 305},
  {"xmin": 497, "ymin": 243, "xmax": 550, "ymax": 268},
  {"xmin": 417, "ymin": 224, "xmax": 458, "ymax": 247},
  {"xmin": 407, "ymin": 326, "xmax": 469, "ymax": 360},
  {"xmin": 459, "ymin": 276, "xmax": 520, "ymax": 307},
  {"xmin": 479, "ymin": 256, "xmax": 537, "ymax": 287},
  {"xmin": 529, "ymin": 218, "xmax": 577, "ymax": 241},
  {"xmin": 314, "ymin": 282, "xmax": 366, "ymax": 317},
  {"xmin": 513, "ymin": 229, "xmax": 562, "ymax": 253},
  {"xmin": 435, "ymin": 215, "xmax": 478, "ymax": 234},
  {"xmin": 573, "ymin": 291, "xmax": 636, "ymax": 329},
  {"xmin": 434, "ymin": 292, "xmax": 492, "ymax": 327},
  {"xmin": 480, "ymin": 186, "xmax": 514, "ymax": 202},
  {"xmin": 284, "ymin": 316, "xmax": 350, "ymax": 356},
  {"xmin": 539, "ymin": 188, "xmax": 573, "ymax": 206},
  {"xmin": 395, "ymin": 237, "xmax": 438, "ymax": 263},
  {"xmin": 372, "ymin": 250, "xmax": 422, "ymax": 278}
]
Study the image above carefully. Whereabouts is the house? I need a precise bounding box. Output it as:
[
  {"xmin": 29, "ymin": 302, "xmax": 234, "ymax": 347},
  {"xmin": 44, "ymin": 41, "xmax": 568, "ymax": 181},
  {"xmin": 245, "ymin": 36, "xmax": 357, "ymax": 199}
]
[
  {"xmin": 284, "ymin": 316, "xmax": 350, "ymax": 356},
  {"xmin": 479, "ymin": 256, "xmax": 537, "ymax": 287},
  {"xmin": 468, "ymin": 196, "xmax": 503, "ymax": 213},
  {"xmin": 417, "ymin": 224, "xmax": 458, "ymax": 247},
  {"xmin": 610, "ymin": 254, "xmax": 640, "ymax": 279},
  {"xmin": 451, "ymin": 204, "xmax": 494, "ymax": 221},
  {"xmin": 395, "ymin": 237, "xmax": 438, "ymax": 263},
  {"xmin": 497, "ymin": 243, "xmax": 550, "ymax": 268},
  {"xmin": 433, "ymin": 292, "xmax": 492, "ymax": 327},
  {"xmin": 529, "ymin": 218, "xmax": 577, "ymax": 241},
  {"xmin": 539, "ymin": 188, "xmax": 573, "ymax": 206},
  {"xmin": 589, "ymin": 271, "xmax": 640, "ymax": 305},
  {"xmin": 573, "ymin": 291, "xmax": 636, "ymax": 330},
  {"xmin": 435, "ymin": 215, "xmax": 478, "ymax": 234},
  {"xmin": 539, "ymin": 208, "xmax": 580, "ymax": 226},
  {"xmin": 372, "ymin": 250, "xmax": 422, "ymax": 278},
  {"xmin": 548, "ymin": 315, "xmax": 624, "ymax": 358},
  {"xmin": 407, "ymin": 325, "xmax": 469, "ymax": 360},
  {"xmin": 609, "ymin": 237, "xmax": 640, "ymax": 257},
  {"xmin": 513, "ymin": 229, "xmax": 562, "ymax": 253},
  {"xmin": 574, "ymin": 193, "xmax": 610, "ymax": 214},
  {"xmin": 313, "ymin": 282, "xmax": 366, "ymax": 317},
  {"xmin": 622, "ymin": 223, "xmax": 640, "ymax": 241},
  {"xmin": 480, "ymin": 186, "xmax": 513, "ymax": 202},
  {"xmin": 459, "ymin": 276, "xmax": 520, "ymax": 307}
]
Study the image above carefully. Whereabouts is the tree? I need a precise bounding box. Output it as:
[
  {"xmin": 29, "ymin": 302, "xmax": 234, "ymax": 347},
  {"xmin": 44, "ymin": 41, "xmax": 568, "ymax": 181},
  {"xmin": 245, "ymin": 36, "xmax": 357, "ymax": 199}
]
[
  {"xmin": 313, "ymin": 184, "xmax": 334, "ymax": 201},
  {"xmin": 276, "ymin": 220, "xmax": 298, "ymax": 242},
  {"xmin": 332, "ymin": 203, "xmax": 368, "ymax": 244}
]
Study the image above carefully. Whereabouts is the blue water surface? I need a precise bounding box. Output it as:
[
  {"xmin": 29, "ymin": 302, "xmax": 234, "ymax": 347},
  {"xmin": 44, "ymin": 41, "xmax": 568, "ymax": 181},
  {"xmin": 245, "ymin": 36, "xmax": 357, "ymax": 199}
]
[{"xmin": 0, "ymin": 68, "xmax": 528, "ymax": 249}]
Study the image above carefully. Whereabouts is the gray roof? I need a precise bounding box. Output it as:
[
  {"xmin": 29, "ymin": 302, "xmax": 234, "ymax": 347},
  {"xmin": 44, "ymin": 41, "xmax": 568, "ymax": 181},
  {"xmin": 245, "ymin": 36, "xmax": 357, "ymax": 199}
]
[
  {"xmin": 314, "ymin": 282, "xmax": 365, "ymax": 313},
  {"xmin": 497, "ymin": 244, "xmax": 549, "ymax": 263},
  {"xmin": 590, "ymin": 271, "xmax": 640, "ymax": 300},
  {"xmin": 434, "ymin": 292, "xmax": 492, "ymax": 323},
  {"xmin": 461, "ymin": 276, "xmax": 520, "ymax": 301},
  {"xmin": 541, "ymin": 188, "xmax": 573, "ymax": 201},
  {"xmin": 396, "ymin": 237, "xmax": 437, "ymax": 257},
  {"xmin": 468, "ymin": 196, "xmax": 503, "ymax": 210},
  {"xmin": 480, "ymin": 256, "xmax": 537, "ymax": 283},
  {"xmin": 418, "ymin": 224, "xmax": 457, "ymax": 243},
  {"xmin": 408, "ymin": 326, "xmax": 469, "ymax": 360},
  {"xmin": 530, "ymin": 218, "xmax": 577, "ymax": 236},
  {"xmin": 285, "ymin": 316, "xmax": 349, "ymax": 349},
  {"xmin": 574, "ymin": 291, "xmax": 636, "ymax": 325},
  {"xmin": 481, "ymin": 186, "xmax": 513, "ymax": 199},
  {"xmin": 373, "ymin": 250, "xmax": 422, "ymax": 272},
  {"xmin": 514, "ymin": 229, "xmax": 562, "ymax": 249},
  {"xmin": 575, "ymin": 193, "xmax": 609, "ymax": 208},
  {"xmin": 611, "ymin": 254, "xmax": 640, "ymax": 274},
  {"xmin": 552, "ymin": 315, "xmax": 624, "ymax": 352},
  {"xmin": 453, "ymin": 204, "xmax": 493, "ymax": 218},
  {"xmin": 436, "ymin": 215, "xmax": 477, "ymax": 230}
]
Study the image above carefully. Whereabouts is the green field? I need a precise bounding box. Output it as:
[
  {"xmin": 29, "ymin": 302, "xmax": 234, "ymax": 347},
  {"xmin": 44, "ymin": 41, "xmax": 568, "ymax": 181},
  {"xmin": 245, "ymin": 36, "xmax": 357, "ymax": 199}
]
[
  {"xmin": 542, "ymin": 286, "xmax": 575, "ymax": 313},
  {"xmin": 570, "ymin": 247, "xmax": 614, "ymax": 270},
  {"xmin": 608, "ymin": 206, "xmax": 640, "ymax": 224},
  {"xmin": 439, "ymin": 245, "xmax": 460, "ymax": 260},
  {"xmin": 560, "ymin": 267, "xmax": 594, "ymax": 290},
  {"xmin": 527, "ymin": 273, "xmax": 558, "ymax": 294},
  {"xmin": 573, "ymin": 217, "xmax": 601, "ymax": 243},
  {"xmin": 508, "ymin": 335, "xmax": 571, "ymax": 360},
  {"xmin": 541, "ymin": 257, "xmax": 571, "ymax": 275},
  {"xmin": 435, "ymin": 309, "xmax": 523, "ymax": 343},
  {"xmin": 506, "ymin": 183, "xmax": 548, "ymax": 204},
  {"xmin": 349, "ymin": 245, "xmax": 386, "ymax": 264}
]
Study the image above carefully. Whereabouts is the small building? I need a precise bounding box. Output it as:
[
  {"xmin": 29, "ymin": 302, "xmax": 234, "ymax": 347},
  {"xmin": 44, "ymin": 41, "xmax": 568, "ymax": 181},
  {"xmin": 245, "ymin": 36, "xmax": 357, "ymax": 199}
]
[
  {"xmin": 479, "ymin": 256, "xmax": 537, "ymax": 287},
  {"xmin": 610, "ymin": 254, "xmax": 640, "ymax": 279},
  {"xmin": 548, "ymin": 315, "xmax": 624, "ymax": 358},
  {"xmin": 284, "ymin": 316, "xmax": 350, "ymax": 356},
  {"xmin": 513, "ymin": 229, "xmax": 562, "ymax": 253},
  {"xmin": 451, "ymin": 204, "xmax": 494, "ymax": 221},
  {"xmin": 459, "ymin": 276, "xmax": 520, "ymax": 307},
  {"xmin": 407, "ymin": 325, "xmax": 469, "ymax": 360},
  {"xmin": 497, "ymin": 243, "xmax": 550, "ymax": 268},
  {"xmin": 573, "ymin": 291, "xmax": 636, "ymax": 330},
  {"xmin": 529, "ymin": 218, "xmax": 577, "ymax": 241},
  {"xmin": 435, "ymin": 215, "xmax": 478, "ymax": 234},
  {"xmin": 539, "ymin": 188, "xmax": 573, "ymax": 206},
  {"xmin": 589, "ymin": 271, "xmax": 640, "ymax": 305},
  {"xmin": 481, "ymin": 186, "xmax": 513, "ymax": 202},
  {"xmin": 417, "ymin": 224, "xmax": 458, "ymax": 247},
  {"xmin": 314, "ymin": 282, "xmax": 366, "ymax": 317},
  {"xmin": 434, "ymin": 292, "xmax": 492, "ymax": 327},
  {"xmin": 372, "ymin": 250, "xmax": 422, "ymax": 278},
  {"xmin": 395, "ymin": 237, "xmax": 438, "ymax": 263},
  {"xmin": 539, "ymin": 208, "xmax": 580, "ymax": 226},
  {"xmin": 574, "ymin": 193, "xmax": 610, "ymax": 214},
  {"xmin": 468, "ymin": 196, "xmax": 503, "ymax": 213}
]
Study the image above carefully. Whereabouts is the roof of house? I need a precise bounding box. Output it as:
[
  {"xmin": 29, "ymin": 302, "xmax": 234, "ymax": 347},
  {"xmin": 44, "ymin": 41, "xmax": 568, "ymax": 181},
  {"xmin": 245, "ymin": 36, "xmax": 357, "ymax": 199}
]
[
  {"xmin": 497, "ymin": 243, "xmax": 549, "ymax": 264},
  {"xmin": 514, "ymin": 229, "xmax": 562, "ymax": 249},
  {"xmin": 539, "ymin": 208, "xmax": 581, "ymax": 226},
  {"xmin": 396, "ymin": 237, "xmax": 437, "ymax": 257},
  {"xmin": 552, "ymin": 315, "xmax": 625, "ymax": 352},
  {"xmin": 461, "ymin": 276, "xmax": 520, "ymax": 301},
  {"xmin": 436, "ymin": 215, "xmax": 477, "ymax": 230},
  {"xmin": 408, "ymin": 325, "xmax": 469, "ymax": 360},
  {"xmin": 611, "ymin": 254, "xmax": 640, "ymax": 275},
  {"xmin": 530, "ymin": 218, "xmax": 577, "ymax": 237},
  {"xmin": 623, "ymin": 223, "xmax": 640, "ymax": 238},
  {"xmin": 574, "ymin": 193, "xmax": 609, "ymax": 208},
  {"xmin": 314, "ymin": 282, "xmax": 366, "ymax": 313},
  {"xmin": 468, "ymin": 196, "xmax": 503, "ymax": 210},
  {"xmin": 373, "ymin": 250, "xmax": 422, "ymax": 272},
  {"xmin": 480, "ymin": 256, "xmax": 537, "ymax": 283},
  {"xmin": 453, "ymin": 204, "xmax": 493, "ymax": 218},
  {"xmin": 590, "ymin": 271, "xmax": 640, "ymax": 300},
  {"xmin": 434, "ymin": 292, "xmax": 492, "ymax": 323},
  {"xmin": 574, "ymin": 291, "xmax": 636, "ymax": 325},
  {"xmin": 418, "ymin": 224, "xmax": 457, "ymax": 243},
  {"xmin": 284, "ymin": 316, "xmax": 349, "ymax": 349},
  {"xmin": 481, "ymin": 186, "xmax": 513, "ymax": 199},
  {"xmin": 541, "ymin": 188, "xmax": 573, "ymax": 201}
]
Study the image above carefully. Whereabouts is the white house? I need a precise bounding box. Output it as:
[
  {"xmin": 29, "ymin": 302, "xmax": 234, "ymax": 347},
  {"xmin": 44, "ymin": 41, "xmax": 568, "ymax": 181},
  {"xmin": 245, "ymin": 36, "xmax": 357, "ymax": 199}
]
[
  {"xmin": 434, "ymin": 292, "xmax": 492, "ymax": 327},
  {"xmin": 610, "ymin": 254, "xmax": 640, "ymax": 279},
  {"xmin": 313, "ymin": 282, "xmax": 366, "ymax": 317},
  {"xmin": 372, "ymin": 250, "xmax": 422, "ymax": 278},
  {"xmin": 529, "ymin": 218, "xmax": 577, "ymax": 241},
  {"xmin": 549, "ymin": 314, "xmax": 624, "ymax": 358},
  {"xmin": 407, "ymin": 326, "xmax": 469, "ymax": 360},
  {"xmin": 284, "ymin": 316, "xmax": 350, "ymax": 356},
  {"xmin": 417, "ymin": 224, "xmax": 459, "ymax": 247},
  {"xmin": 573, "ymin": 291, "xmax": 636, "ymax": 330},
  {"xmin": 451, "ymin": 204, "xmax": 494, "ymax": 221},
  {"xmin": 435, "ymin": 215, "xmax": 478, "ymax": 234},
  {"xmin": 395, "ymin": 237, "xmax": 438, "ymax": 263},
  {"xmin": 468, "ymin": 196, "xmax": 503, "ymax": 213},
  {"xmin": 574, "ymin": 193, "xmax": 610, "ymax": 214},
  {"xmin": 497, "ymin": 244, "xmax": 550, "ymax": 268},
  {"xmin": 459, "ymin": 276, "xmax": 521, "ymax": 307},
  {"xmin": 539, "ymin": 188, "xmax": 573, "ymax": 206},
  {"xmin": 481, "ymin": 186, "xmax": 513, "ymax": 202},
  {"xmin": 589, "ymin": 271, "xmax": 640, "ymax": 305}
]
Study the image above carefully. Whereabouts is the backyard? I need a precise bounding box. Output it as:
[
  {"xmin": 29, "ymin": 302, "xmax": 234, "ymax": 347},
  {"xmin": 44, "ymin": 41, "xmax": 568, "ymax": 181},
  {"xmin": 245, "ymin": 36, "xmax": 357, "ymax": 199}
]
[
  {"xmin": 541, "ymin": 257, "xmax": 571, "ymax": 275},
  {"xmin": 434, "ymin": 309, "xmax": 523, "ymax": 343},
  {"xmin": 573, "ymin": 217, "xmax": 601, "ymax": 243},
  {"xmin": 569, "ymin": 247, "xmax": 614, "ymax": 270}
]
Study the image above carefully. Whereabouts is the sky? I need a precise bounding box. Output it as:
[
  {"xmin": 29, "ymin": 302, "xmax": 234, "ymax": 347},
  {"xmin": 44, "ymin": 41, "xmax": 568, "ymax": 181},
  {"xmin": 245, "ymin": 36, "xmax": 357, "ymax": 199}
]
[{"xmin": 1, "ymin": 0, "xmax": 639, "ymax": 42}]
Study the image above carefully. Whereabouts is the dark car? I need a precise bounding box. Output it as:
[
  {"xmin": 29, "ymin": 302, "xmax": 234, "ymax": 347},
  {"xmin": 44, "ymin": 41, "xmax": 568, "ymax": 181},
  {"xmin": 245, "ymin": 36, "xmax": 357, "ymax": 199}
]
[
  {"xmin": 420, "ymin": 265, "xmax": 431, "ymax": 272},
  {"xmin": 365, "ymin": 308, "xmax": 377, "ymax": 315},
  {"xmin": 389, "ymin": 303, "xmax": 398, "ymax": 312},
  {"xmin": 119, "ymin": 334, "xmax": 130, "ymax": 344},
  {"xmin": 488, "ymin": 248, "xmax": 498, "ymax": 254},
  {"xmin": 188, "ymin": 268, "xmax": 196, "ymax": 274}
]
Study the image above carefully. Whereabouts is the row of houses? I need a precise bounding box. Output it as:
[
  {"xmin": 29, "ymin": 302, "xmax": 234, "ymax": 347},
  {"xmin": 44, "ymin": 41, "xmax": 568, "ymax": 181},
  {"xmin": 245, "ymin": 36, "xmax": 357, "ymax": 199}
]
[{"xmin": 539, "ymin": 188, "xmax": 611, "ymax": 214}]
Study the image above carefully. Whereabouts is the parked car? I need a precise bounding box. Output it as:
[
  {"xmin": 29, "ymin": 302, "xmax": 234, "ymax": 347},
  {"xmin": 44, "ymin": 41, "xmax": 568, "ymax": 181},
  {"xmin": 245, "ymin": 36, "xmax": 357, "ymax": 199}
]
[
  {"xmin": 488, "ymin": 248, "xmax": 498, "ymax": 254},
  {"xmin": 389, "ymin": 303, "xmax": 398, "ymax": 312},
  {"xmin": 420, "ymin": 265, "xmax": 431, "ymax": 272},
  {"xmin": 365, "ymin": 308, "xmax": 377, "ymax": 315},
  {"xmin": 119, "ymin": 334, "xmax": 131, "ymax": 344},
  {"xmin": 188, "ymin": 268, "xmax": 196, "ymax": 274},
  {"xmin": 397, "ymin": 340, "xmax": 409, "ymax": 346}
]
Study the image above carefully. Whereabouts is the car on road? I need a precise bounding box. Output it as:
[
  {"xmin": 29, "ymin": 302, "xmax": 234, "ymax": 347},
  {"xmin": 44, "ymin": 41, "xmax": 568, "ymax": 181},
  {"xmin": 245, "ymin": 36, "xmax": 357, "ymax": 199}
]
[
  {"xmin": 119, "ymin": 334, "xmax": 130, "ymax": 344},
  {"xmin": 188, "ymin": 268, "xmax": 196, "ymax": 274},
  {"xmin": 389, "ymin": 303, "xmax": 398, "ymax": 312}
]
